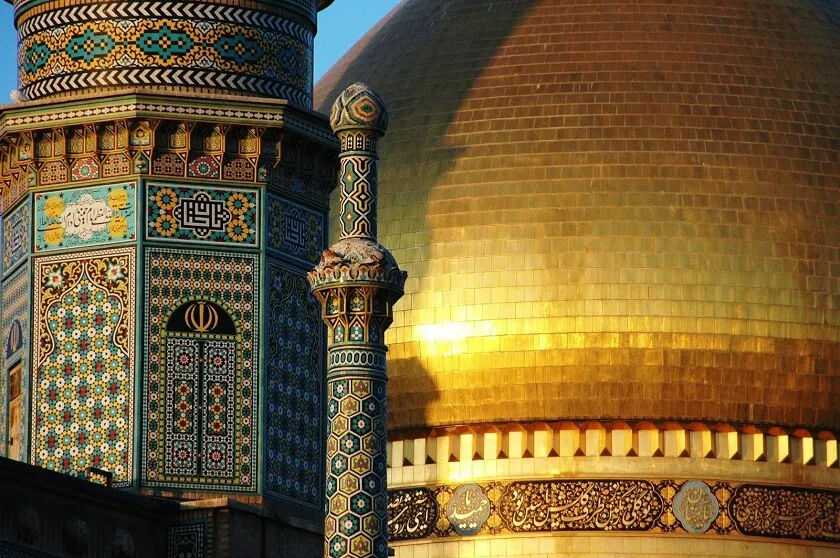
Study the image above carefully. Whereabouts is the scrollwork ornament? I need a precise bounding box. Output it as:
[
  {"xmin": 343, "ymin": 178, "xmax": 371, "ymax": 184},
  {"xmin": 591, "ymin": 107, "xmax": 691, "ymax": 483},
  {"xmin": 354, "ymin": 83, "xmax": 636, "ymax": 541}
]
[
  {"xmin": 709, "ymin": 482, "xmax": 736, "ymax": 535},
  {"xmin": 655, "ymin": 480, "xmax": 679, "ymax": 532},
  {"xmin": 433, "ymin": 486, "xmax": 453, "ymax": 536}
]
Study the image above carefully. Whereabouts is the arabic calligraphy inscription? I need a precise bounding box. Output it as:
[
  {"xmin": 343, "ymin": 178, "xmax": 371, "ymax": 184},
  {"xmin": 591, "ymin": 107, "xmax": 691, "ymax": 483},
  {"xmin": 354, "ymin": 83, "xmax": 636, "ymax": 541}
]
[
  {"xmin": 3, "ymin": 202, "xmax": 30, "ymax": 273},
  {"xmin": 445, "ymin": 484, "xmax": 491, "ymax": 536},
  {"xmin": 730, "ymin": 484, "xmax": 840, "ymax": 543},
  {"xmin": 673, "ymin": 481, "xmax": 718, "ymax": 533},
  {"xmin": 387, "ymin": 487, "xmax": 437, "ymax": 540},
  {"xmin": 500, "ymin": 480, "xmax": 663, "ymax": 532},
  {"xmin": 35, "ymin": 183, "xmax": 136, "ymax": 252}
]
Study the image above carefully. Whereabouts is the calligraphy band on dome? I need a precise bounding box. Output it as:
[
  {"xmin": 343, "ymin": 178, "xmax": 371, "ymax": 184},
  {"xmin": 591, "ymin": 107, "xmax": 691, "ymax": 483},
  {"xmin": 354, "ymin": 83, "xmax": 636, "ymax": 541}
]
[{"xmin": 386, "ymin": 479, "xmax": 840, "ymax": 543}]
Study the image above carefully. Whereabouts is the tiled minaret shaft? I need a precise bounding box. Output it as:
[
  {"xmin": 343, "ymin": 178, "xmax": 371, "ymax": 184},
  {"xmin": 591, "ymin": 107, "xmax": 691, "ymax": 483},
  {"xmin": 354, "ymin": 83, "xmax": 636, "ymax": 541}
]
[
  {"xmin": 308, "ymin": 83, "xmax": 407, "ymax": 558},
  {"xmin": 13, "ymin": 0, "xmax": 336, "ymax": 104}
]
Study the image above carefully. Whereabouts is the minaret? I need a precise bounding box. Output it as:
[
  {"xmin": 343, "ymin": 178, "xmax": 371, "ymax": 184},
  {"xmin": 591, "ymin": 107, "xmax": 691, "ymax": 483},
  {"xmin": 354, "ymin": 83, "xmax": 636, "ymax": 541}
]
[
  {"xmin": 309, "ymin": 83, "xmax": 406, "ymax": 558},
  {"xmin": 0, "ymin": 0, "xmax": 338, "ymax": 546}
]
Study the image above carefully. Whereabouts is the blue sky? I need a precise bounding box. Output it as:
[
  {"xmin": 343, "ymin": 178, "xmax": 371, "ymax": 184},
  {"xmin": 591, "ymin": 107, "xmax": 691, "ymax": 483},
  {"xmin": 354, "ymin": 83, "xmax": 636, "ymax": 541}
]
[{"xmin": 0, "ymin": 0, "xmax": 402, "ymax": 102}]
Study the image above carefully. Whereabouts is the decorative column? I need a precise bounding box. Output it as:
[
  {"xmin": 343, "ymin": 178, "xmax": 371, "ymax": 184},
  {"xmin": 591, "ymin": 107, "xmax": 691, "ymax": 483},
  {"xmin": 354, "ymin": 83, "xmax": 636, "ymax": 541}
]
[{"xmin": 309, "ymin": 83, "xmax": 406, "ymax": 558}]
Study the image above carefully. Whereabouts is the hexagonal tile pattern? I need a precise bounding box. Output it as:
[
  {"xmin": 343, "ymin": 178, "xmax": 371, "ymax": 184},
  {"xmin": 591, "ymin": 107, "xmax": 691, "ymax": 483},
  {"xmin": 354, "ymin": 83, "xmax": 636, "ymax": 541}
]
[{"xmin": 325, "ymin": 377, "xmax": 388, "ymax": 558}]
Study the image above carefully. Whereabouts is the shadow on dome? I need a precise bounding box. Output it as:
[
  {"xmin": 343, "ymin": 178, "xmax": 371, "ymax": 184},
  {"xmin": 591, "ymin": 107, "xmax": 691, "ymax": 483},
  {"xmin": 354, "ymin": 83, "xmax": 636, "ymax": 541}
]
[
  {"xmin": 317, "ymin": 0, "xmax": 541, "ymax": 428},
  {"xmin": 387, "ymin": 357, "xmax": 440, "ymax": 431}
]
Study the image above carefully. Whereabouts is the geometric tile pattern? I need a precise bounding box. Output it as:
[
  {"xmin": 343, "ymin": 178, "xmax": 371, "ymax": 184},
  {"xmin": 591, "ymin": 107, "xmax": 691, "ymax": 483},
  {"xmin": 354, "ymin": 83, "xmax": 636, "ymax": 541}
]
[
  {"xmin": 313, "ymin": 84, "xmax": 404, "ymax": 558},
  {"xmin": 337, "ymin": 156, "xmax": 377, "ymax": 239},
  {"xmin": 164, "ymin": 338, "xmax": 236, "ymax": 479},
  {"xmin": 146, "ymin": 184, "xmax": 258, "ymax": 247},
  {"xmin": 0, "ymin": 267, "xmax": 30, "ymax": 460},
  {"xmin": 18, "ymin": 3, "xmax": 313, "ymax": 106},
  {"xmin": 2, "ymin": 201, "xmax": 30, "ymax": 274},
  {"xmin": 31, "ymin": 248, "xmax": 135, "ymax": 485},
  {"xmin": 143, "ymin": 249, "xmax": 258, "ymax": 491},
  {"xmin": 266, "ymin": 193, "xmax": 324, "ymax": 267},
  {"xmin": 329, "ymin": 83, "xmax": 388, "ymax": 240},
  {"xmin": 387, "ymin": 479, "xmax": 840, "ymax": 543},
  {"xmin": 325, "ymin": 377, "xmax": 388, "ymax": 558},
  {"xmin": 264, "ymin": 258, "xmax": 323, "ymax": 509},
  {"xmin": 34, "ymin": 183, "xmax": 136, "ymax": 252},
  {"xmin": 166, "ymin": 522, "xmax": 205, "ymax": 558}
]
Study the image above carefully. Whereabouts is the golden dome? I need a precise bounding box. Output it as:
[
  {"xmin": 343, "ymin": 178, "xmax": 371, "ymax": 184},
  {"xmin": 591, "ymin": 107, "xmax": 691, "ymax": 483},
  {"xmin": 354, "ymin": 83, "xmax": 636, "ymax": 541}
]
[{"xmin": 315, "ymin": 0, "xmax": 840, "ymax": 431}]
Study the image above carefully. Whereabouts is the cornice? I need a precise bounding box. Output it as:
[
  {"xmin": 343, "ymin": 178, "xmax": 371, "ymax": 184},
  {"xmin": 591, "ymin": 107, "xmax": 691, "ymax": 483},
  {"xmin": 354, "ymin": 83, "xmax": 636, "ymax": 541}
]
[{"xmin": 0, "ymin": 90, "xmax": 337, "ymax": 148}]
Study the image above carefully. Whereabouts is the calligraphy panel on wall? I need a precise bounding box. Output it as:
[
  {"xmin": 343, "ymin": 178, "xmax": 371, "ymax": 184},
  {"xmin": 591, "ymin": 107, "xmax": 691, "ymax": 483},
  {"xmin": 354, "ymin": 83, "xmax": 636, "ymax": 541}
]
[
  {"xmin": 266, "ymin": 193, "xmax": 324, "ymax": 268},
  {"xmin": 34, "ymin": 183, "xmax": 136, "ymax": 252},
  {"xmin": 263, "ymin": 258, "xmax": 324, "ymax": 509},
  {"xmin": 0, "ymin": 267, "xmax": 31, "ymax": 460},
  {"xmin": 146, "ymin": 184, "xmax": 259, "ymax": 247},
  {"xmin": 387, "ymin": 479, "xmax": 840, "ymax": 544},
  {"xmin": 32, "ymin": 248, "xmax": 135, "ymax": 484},
  {"xmin": 3, "ymin": 201, "xmax": 30, "ymax": 274},
  {"xmin": 143, "ymin": 248, "xmax": 259, "ymax": 491}
]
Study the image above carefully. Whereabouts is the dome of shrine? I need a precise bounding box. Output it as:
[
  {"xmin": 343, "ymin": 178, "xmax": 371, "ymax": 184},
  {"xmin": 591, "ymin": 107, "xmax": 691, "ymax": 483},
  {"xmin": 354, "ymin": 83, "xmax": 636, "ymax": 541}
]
[{"xmin": 315, "ymin": 0, "xmax": 840, "ymax": 431}]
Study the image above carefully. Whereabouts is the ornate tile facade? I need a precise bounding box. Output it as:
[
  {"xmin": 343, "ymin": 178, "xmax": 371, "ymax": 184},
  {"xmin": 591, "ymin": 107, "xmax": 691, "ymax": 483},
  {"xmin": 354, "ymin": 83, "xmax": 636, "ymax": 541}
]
[
  {"xmin": 167, "ymin": 522, "xmax": 206, "ymax": 558},
  {"xmin": 0, "ymin": 267, "xmax": 30, "ymax": 460},
  {"xmin": 143, "ymin": 249, "xmax": 259, "ymax": 491},
  {"xmin": 34, "ymin": 183, "xmax": 136, "ymax": 252},
  {"xmin": 146, "ymin": 184, "xmax": 259, "ymax": 247},
  {"xmin": 266, "ymin": 193, "xmax": 324, "ymax": 267},
  {"xmin": 264, "ymin": 258, "xmax": 324, "ymax": 509},
  {"xmin": 17, "ymin": 3, "xmax": 314, "ymax": 106},
  {"xmin": 31, "ymin": 248, "xmax": 135, "ymax": 484},
  {"xmin": 387, "ymin": 479, "xmax": 840, "ymax": 543},
  {"xmin": 2, "ymin": 202, "xmax": 30, "ymax": 275}
]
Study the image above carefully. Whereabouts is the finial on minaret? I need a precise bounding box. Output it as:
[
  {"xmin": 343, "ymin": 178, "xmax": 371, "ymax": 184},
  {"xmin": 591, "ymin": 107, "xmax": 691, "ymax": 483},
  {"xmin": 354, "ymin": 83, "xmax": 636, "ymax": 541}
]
[
  {"xmin": 330, "ymin": 82, "xmax": 389, "ymax": 137},
  {"xmin": 309, "ymin": 83, "xmax": 405, "ymax": 558},
  {"xmin": 327, "ymin": 82, "xmax": 389, "ymax": 242}
]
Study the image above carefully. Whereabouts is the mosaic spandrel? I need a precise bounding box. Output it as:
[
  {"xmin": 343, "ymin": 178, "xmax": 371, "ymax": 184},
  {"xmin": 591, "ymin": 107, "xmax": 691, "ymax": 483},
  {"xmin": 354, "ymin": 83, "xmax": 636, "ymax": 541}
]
[{"xmin": 34, "ymin": 183, "xmax": 136, "ymax": 252}]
